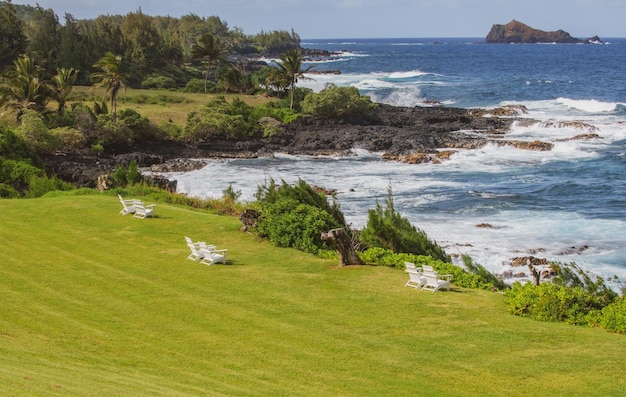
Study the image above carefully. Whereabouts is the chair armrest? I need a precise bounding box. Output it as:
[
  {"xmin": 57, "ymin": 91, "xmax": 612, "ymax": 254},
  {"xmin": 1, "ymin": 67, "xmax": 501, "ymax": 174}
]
[
  {"xmin": 145, "ymin": 204, "xmax": 156, "ymax": 209},
  {"xmin": 440, "ymin": 274, "xmax": 453, "ymax": 281},
  {"xmin": 211, "ymin": 249, "xmax": 228, "ymax": 254}
]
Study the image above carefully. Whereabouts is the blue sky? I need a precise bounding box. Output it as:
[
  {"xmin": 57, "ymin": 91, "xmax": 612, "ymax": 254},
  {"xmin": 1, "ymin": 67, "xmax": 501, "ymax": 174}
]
[{"xmin": 10, "ymin": 0, "xmax": 626, "ymax": 39}]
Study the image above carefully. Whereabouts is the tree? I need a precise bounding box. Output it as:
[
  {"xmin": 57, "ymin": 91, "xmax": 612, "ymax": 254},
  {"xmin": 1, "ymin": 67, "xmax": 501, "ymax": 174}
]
[
  {"xmin": 0, "ymin": 55, "xmax": 50, "ymax": 120},
  {"xmin": 91, "ymin": 52, "xmax": 128, "ymax": 120},
  {"xmin": 0, "ymin": 0, "xmax": 27, "ymax": 72},
  {"xmin": 52, "ymin": 67, "xmax": 78, "ymax": 115},
  {"xmin": 23, "ymin": 5, "xmax": 61, "ymax": 77},
  {"xmin": 275, "ymin": 48, "xmax": 313, "ymax": 109},
  {"xmin": 191, "ymin": 33, "xmax": 228, "ymax": 93},
  {"xmin": 121, "ymin": 10, "xmax": 163, "ymax": 79}
]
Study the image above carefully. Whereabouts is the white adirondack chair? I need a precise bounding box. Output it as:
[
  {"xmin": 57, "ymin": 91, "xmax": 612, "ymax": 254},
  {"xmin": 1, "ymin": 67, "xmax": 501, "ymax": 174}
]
[
  {"xmin": 421, "ymin": 270, "xmax": 453, "ymax": 292},
  {"xmin": 185, "ymin": 237, "xmax": 216, "ymax": 261},
  {"xmin": 133, "ymin": 203, "xmax": 156, "ymax": 218},
  {"xmin": 405, "ymin": 268, "xmax": 426, "ymax": 289},
  {"xmin": 199, "ymin": 247, "xmax": 228, "ymax": 266},
  {"xmin": 118, "ymin": 194, "xmax": 141, "ymax": 215}
]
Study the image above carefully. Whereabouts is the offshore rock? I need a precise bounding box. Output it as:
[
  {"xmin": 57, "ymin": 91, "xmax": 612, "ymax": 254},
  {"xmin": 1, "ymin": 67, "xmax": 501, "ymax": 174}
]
[{"xmin": 485, "ymin": 20, "xmax": 600, "ymax": 44}]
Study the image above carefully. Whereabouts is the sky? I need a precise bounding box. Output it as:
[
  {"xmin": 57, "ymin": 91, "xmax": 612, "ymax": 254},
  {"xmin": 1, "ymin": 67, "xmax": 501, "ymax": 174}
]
[{"xmin": 10, "ymin": 0, "xmax": 626, "ymax": 39}]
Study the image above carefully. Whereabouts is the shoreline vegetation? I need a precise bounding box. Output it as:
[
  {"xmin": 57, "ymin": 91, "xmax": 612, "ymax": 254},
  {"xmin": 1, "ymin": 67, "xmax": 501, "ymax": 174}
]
[{"xmin": 1, "ymin": 3, "xmax": 625, "ymax": 394}]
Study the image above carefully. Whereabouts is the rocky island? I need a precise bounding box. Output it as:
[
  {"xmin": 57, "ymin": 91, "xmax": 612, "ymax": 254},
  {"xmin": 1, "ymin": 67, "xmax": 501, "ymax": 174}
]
[{"xmin": 485, "ymin": 20, "xmax": 602, "ymax": 44}]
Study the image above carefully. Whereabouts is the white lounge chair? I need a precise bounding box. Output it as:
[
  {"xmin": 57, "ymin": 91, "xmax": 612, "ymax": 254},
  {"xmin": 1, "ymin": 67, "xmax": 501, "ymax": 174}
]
[
  {"xmin": 185, "ymin": 237, "xmax": 216, "ymax": 261},
  {"xmin": 118, "ymin": 194, "xmax": 141, "ymax": 215},
  {"xmin": 133, "ymin": 203, "xmax": 156, "ymax": 218},
  {"xmin": 199, "ymin": 247, "xmax": 228, "ymax": 266},
  {"xmin": 421, "ymin": 270, "xmax": 453, "ymax": 292},
  {"xmin": 404, "ymin": 262, "xmax": 426, "ymax": 288}
]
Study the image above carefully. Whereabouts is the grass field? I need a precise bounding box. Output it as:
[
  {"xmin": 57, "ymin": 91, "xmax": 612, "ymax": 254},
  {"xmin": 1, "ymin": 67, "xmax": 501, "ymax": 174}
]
[
  {"xmin": 74, "ymin": 87, "xmax": 275, "ymax": 126},
  {"xmin": 1, "ymin": 194, "xmax": 625, "ymax": 396}
]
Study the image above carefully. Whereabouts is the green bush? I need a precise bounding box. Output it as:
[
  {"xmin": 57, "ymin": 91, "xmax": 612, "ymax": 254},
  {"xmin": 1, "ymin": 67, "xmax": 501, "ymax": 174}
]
[
  {"xmin": 15, "ymin": 110, "xmax": 62, "ymax": 154},
  {"xmin": 599, "ymin": 297, "xmax": 626, "ymax": 334},
  {"xmin": 253, "ymin": 178, "xmax": 346, "ymax": 254},
  {"xmin": 255, "ymin": 198, "xmax": 339, "ymax": 254},
  {"xmin": 360, "ymin": 185, "xmax": 450, "ymax": 262},
  {"xmin": 505, "ymin": 282, "xmax": 606, "ymax": 325},
  {"xmin": 183, "ymin": 78, "xmax": 215, "ymax": 93},
  {"xmin": 140, "ymin": 75, "xmax": 178, "ymax": 89},
  {"xmin": 302, "ymin": 84, "xmax": 376, "ymax": 118},
  {"xmin": 112, "ymin": 160, "xmax": 144, "ymax": 187},
  {"xmin": 51, "ymin": 126, "xmax": 85, "ymax": 150},
  {"xmin": 183, "ymin": 97, "xmax": 262, "ymax": 141},
  {"xmin": 26, "ymin": 175, "xmax": 74, "ymax": 198}
]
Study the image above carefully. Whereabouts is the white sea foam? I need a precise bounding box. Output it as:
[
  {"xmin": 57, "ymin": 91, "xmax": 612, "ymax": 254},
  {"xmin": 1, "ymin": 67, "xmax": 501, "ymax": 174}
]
[{"xmin": 556, "ymin": 97, "xmax": 622, "ymax": 113}]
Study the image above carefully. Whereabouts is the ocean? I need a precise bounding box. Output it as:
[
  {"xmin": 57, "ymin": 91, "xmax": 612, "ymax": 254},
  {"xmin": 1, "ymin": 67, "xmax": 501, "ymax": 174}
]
[{"xmin": 161, "ymin": 38, "xmax": 626, "ymax": 286}]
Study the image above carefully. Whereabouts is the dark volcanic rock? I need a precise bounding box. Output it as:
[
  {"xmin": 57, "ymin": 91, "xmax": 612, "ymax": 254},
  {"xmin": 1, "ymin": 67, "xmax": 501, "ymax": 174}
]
[
  {"xmin": 43, "ymin": 104, "xmax": 515, "ymax": 187},
  {"xmin": 485, "ymin": 20, "xmax": 599, "ymax": 44}
]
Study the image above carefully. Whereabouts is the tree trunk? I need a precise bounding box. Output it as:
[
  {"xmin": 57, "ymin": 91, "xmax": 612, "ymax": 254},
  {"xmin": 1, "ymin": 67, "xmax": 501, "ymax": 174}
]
[{"xmin": 321, "ymin": 228, "xmax": 364, "ymax": 266}]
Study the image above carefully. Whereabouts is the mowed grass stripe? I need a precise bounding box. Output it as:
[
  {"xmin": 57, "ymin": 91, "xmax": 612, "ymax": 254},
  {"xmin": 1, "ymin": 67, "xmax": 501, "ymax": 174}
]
[{"xmin": 1, "ymin": 194, "xmax": 625, "ymax": 396}]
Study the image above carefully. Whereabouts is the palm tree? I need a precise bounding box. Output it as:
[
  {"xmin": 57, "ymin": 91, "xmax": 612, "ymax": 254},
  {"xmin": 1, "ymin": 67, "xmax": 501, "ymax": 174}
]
[
  {"xmin": 91, "ymin": 52, "xmax": 128, "ymax": 120},
  {"xmin": 52, "ymin": 67, "xmax": 78, "ymax": 115},
  {"xmin": 0, "ymin": 55, "xmax": 49, "ymax": 120},
  {"xmin": 275, "ymin": 48, "xmax": 314, "ymax": 109},
  {"xmin": 191, "ymin": 33, "xmax": 228, "ymax": 93}
]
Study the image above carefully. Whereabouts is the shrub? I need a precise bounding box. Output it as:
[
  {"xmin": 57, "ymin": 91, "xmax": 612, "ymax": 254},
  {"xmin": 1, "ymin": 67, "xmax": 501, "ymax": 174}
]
[
  {"xmin": 112, "ymin": 160, "xmax": 144, "ymax": 187},
  {"xmin": 253, "ymin": 178, "xmax": 346, "ymax": 254},
  {"xmin": 183, "ymin": 78, "xmax": 215, "ymax": 93},
  {"xmin": 183, "ymin": 97, "xmax": 261, "ymax": 142},
  {"xmin": 51, "ymin": 126, "xmax": 85, "ymax": 151},
  {"xmin": 302, "ymin": 83, "xmax": 376, "ymax": 118},
  {"xmin": 14, "ymin": 110, "xmax": 62, "ymax": 154},
  {"xmin": 141, "ymin": 75, "xmax": 178, "ymax": 89},
  {"xmin": 599, "ymin": 297, "xmax": 626, "ymax": 334},
  {"xmin": 360, "ymin": 185, "xmax": 449, "ymax": 262},
  {"xmin": 255, "ymin": 198, "xmax": 339, "ymax": 254},
  {"xmin": 26, "ymin": 174, "xmax": 74, "ymax": 198},
  {"xmin": 505, "ymin": 282, "xmax": 606, "ymax": 325}
]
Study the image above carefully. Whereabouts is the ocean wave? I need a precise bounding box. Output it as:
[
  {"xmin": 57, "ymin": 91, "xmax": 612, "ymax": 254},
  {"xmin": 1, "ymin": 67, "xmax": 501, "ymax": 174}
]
[
  {"xmin": 556, "ymin": 97, "xmax": 621, "ymax": 113},
  {"xmin": 388, "ymin": 70, "xmax": 431, "ymax": 79}
]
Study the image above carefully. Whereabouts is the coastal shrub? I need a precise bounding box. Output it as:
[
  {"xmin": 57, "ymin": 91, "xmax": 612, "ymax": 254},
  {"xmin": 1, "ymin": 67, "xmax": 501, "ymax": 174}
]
[
  {"xmin": 255, "ymin": 178, "xmax": 346, "ymax": 227},
  {"xmin": 253, "ymin": 178, "xmax": 346, "ymax": 254},
  {"xmin": 360, "ymin": 185, "xmax": 450, "ymax": 262},
  {"xmin": 0, "ymin": 158, "xmax": 43, "ymax": 194},
  {"xmin": 0, "ymin": 183, "xmax": 19, "ymax": 198},
  {"xmin": 505, "ymin": 282, "xmax": 606, "ymax": 325},
  {"xmin": 26, "ymin": 174, "xmax": 74, "ymax": 198},
  {"xmin": 255, "ymin": 198, "xmax": 339, "ymax": 254},
  {"xmin": 51, "ymin": 126, "xmax": 85, "ymax": 151},
  {"xmin": 183, "ymin": 97, "xmax": 256, "ymax": 141},
  {"xmin": 598, "ymin": 297, "xmax": 626, "ymax": 334},
  {"xmin": 112, "ymin": 160, "xmax": 144, "ymax": 187},
  {"xmin": 15, "ymin": 110, "xmax": 62, "ymax": 154},
  {"xmin": 551, "ymin": 261, "xmax": 618, "ymax": 305},
  {"xmin": 183, "ymin": 78, "xmax": 215, "ymax": 93},
  {"xmin": 140, "ymin": 76, "xmax": 178, "ymax": 90},
  {"xmin": 302, "ymin": 84, "xmax": 377, "ymax": 119},
  {"xmin": 94, "ymin": 114, "xmax": 134, "ymax": 146}
]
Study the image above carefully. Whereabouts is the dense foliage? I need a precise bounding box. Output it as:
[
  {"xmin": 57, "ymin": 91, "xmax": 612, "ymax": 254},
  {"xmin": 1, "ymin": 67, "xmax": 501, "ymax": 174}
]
[
  {"xmin": 302, "ymin": 84, "xmax": 377, "ymax": 118},
  {"xmin": 253, "ymin": 179, "xmax": 346, "ymax": 254},
  {"xmin": 360, "ymin": 185, "xmax": 450, "ymax": 262}
]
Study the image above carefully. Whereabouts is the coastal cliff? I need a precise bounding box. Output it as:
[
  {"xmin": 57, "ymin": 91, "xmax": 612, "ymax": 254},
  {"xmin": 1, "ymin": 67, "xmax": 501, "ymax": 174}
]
[{"xmin": 485, "ymin": 20, "xmax": 602, "ymax": 44}]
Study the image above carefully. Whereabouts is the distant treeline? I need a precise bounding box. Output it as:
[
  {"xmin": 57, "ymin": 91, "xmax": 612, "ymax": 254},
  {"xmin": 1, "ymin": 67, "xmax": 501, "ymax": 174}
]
[{"xmin": 1, "ymin": 1, "xmax": 301, "ymax": 87}]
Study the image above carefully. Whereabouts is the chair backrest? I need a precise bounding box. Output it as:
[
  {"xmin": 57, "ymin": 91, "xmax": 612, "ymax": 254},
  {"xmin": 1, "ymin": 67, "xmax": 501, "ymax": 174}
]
[
  {"xmin": 185, "ymin": 236, "xmax": 194, "ymax": 245},
  {"xmin": 422, "ymin": 271, "xmax": 440, "ymax": 287},
  {"xmin": 422, "ymin": 265, "xmax": 434, "ymax": 273},
  {"xmin": 404, "ymin": 262, "xmax": 417, "ymax": 271}
]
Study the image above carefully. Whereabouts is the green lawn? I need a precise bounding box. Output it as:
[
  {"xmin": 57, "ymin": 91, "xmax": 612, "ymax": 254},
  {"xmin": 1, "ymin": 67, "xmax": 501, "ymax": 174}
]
[{"xmin": 1, "ymin": 194, "xmax": 624, "ymax": 396}]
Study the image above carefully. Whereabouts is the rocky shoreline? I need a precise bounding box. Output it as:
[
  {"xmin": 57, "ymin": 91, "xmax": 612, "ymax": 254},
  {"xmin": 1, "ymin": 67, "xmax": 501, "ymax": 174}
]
[{"xmin": 44, "ymin": 102, "xmax": 603, "ymax": 187}]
